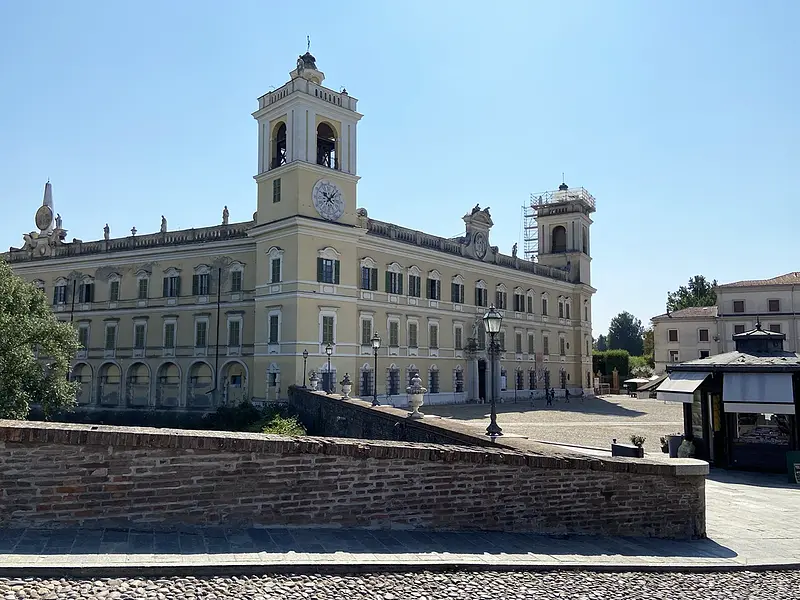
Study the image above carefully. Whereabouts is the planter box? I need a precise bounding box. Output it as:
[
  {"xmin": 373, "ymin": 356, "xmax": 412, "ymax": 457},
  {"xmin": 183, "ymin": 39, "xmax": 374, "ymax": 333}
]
[{"xmin": 612, "ymin": 443, "xmax": 644, "ymax": 459}]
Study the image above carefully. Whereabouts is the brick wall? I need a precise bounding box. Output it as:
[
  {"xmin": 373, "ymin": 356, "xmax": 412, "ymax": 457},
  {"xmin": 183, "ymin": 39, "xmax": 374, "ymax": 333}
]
[{"xmin": 0, "ymin": 419, "xmax": 706, "ymax": 539}]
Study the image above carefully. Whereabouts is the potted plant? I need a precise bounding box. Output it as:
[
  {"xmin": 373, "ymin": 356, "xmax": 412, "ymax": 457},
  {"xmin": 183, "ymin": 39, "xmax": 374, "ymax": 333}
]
[
  {"xmin": 629, "ymin": 434, "xmax": 646, "ymax": 458},
  {"xmin": 339, "ymin": 373, "xmax": 352, "ymax": 399},
  {"xmin": 659, "ymin": 436, "xmax": 669, "ymax": 453}
]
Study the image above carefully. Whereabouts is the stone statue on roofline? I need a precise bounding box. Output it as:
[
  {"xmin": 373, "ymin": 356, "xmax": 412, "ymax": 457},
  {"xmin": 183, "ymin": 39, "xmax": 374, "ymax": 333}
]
[
  {"xmin": 160, "ymin": 215, "xmax": 167, "ymax": 233},
  {"xmin": 222, "ymin": 206, "xmax": 230, "ymax": 225},
  {"xmin": 104, "ymin": 224, "xmax": 110, "ymax": 240}
]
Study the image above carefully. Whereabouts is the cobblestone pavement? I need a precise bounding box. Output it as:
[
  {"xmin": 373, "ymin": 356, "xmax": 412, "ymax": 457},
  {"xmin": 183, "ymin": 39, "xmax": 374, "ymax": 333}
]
[
  {"xmin": 423, "ymin": 394, "xmax": 683, "ymax": 453},
  {"xmin": 1, "ymin": 571, "xmax": 799, "ymax": 599}
]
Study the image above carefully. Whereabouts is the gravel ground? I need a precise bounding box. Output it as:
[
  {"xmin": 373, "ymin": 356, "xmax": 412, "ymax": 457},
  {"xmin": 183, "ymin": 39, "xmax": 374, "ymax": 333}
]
[
  {"xmin": 424, "ymin": 394, "xmax": 683, "ymax": 454},
  {"xmin": 1, "ymin": 571, "xmax": 798, "ymax": 600}
]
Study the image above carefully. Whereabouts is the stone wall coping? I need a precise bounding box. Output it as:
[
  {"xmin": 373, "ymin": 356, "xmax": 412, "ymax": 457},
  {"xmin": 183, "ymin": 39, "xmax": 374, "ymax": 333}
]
[{"xmin": 0, "ymin": 416, "xmax": 707, "ymax": 478}]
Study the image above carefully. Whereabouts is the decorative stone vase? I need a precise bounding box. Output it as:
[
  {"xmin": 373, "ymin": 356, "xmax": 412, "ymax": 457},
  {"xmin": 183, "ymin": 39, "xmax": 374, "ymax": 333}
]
[
  {"xmin": 406, "ymin": 373, "xmax": 428, "ymax": 419},
  {"xmin": 309, "ymin": 371, "xmax": 319, "ymax": 391},
  {"xmin": 340, "ymin": 373, "xmax": 353, "ymax": 399}
]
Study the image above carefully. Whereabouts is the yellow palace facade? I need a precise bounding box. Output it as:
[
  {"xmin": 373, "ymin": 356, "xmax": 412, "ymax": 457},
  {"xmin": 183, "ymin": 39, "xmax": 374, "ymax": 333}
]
[{"xmin": 4, "ymin": 52, "xmax": 597, "ymax": 410}]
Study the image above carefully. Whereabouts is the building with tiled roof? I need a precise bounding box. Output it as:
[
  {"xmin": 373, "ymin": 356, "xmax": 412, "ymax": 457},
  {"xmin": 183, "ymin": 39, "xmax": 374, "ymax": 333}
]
[{"xmin": 652, "ymin": 272, "xmax": 800, "ymax": 375}]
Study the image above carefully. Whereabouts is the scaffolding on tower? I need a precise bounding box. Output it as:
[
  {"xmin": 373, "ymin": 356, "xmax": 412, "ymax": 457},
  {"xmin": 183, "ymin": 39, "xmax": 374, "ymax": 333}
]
[{"xmin": 522, "ymin": 186, "xmax": 596, "ymax": 262}]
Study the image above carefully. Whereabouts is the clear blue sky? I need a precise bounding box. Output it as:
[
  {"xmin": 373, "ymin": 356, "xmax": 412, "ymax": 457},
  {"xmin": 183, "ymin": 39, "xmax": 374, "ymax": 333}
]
[{"xmin": 1, "ymin": 0, "xmax": 798, "ymax": 338}]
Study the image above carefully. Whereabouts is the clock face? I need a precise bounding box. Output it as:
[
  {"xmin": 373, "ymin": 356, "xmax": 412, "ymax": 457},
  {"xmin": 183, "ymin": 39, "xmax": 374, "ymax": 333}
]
[
  {"xmin": 474, "ymin": 232, "xmax": 488, "ymax": 259},
  {"xmin": 312, "ymin": 179, "xmax": 345, "ymax": 221},
  {"xmin": 35, "ymin": 205, "xmax": 53, "ymax": 231}
]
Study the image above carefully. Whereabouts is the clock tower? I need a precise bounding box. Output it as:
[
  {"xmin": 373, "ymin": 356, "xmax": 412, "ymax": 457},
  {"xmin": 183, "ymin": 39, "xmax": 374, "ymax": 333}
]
[{"xmin": 252, "ymin": 52, "xmax": 362, "ymax": 227}]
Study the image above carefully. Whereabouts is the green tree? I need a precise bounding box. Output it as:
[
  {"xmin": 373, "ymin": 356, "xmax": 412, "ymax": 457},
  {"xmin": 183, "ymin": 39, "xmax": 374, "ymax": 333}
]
[
  {"xmin": 666, "ymin": 275, "xmax": 717, "ymax": 312},
  {"xmin": 607, "ymin": 311, "xmax": 644, "ymax": 356},
  {"xmin": 595, "ymin": 334, "xmax": 608, "ymax": 351},
  {"xmin": 642, "ymin": 327, "xmax": 655, "ymax": 367},
  {"xmin": 0, "ymin": 260, "xmax": 80, "ymax": 419}
]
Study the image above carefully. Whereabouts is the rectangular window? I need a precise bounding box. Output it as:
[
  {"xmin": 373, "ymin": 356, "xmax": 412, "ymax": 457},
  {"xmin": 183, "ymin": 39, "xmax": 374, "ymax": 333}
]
[
  {"xmin": 53, "ymin": 284, "xmax": 68, "ymax": 305},
  {"xmin": 495, "ymin": 291, "xmax": 507, "ymax": 310},
  {"xmin": 104, "ymin": 324, "xmax": 117, "ymax": 351},
  {"xmin": 361, "ymin": 267, "xmax": 371, "ymax": 290},
  {"xmin": 408, "ymin": 275, "xmax": 421, "ymax": 298},
  {"xmin": 734, "ymin": 324, "xmax": 745, "ymax": 335},
  {"xmin": 429, "ymin": 370, "xmax": 440, "ymax": 394},
  {"xmin": 429, "ymin": 324, "xmax": 439, "ymax": 349},
  {"xmin": 558, "ymin": 302, "xmax": 564, "ymax": 319},
  {"xmin": 698, "ymin": 329, "xmax": 709, "ymax": 342},
  {"xmin": 565, "ymin": 303, "xmax": 571, "ymax": 320},
  {"xmin": 109, "ymin": 280, "xmax": 120, "ymax": 302},
  {"xmin": 192, "ymin": 273, "xmax": 210, "ymax": 296},
  {"xmin": 360, "ymin": 371, "xmax": 374, "ymax": 397},
  {"xmin": 322, "ymin": 316, "xmax": 335, "ymax": 344},
  {"xmin": 269, "ymin": 258, "xmax": 281, "ymax": 284},
  {"xmin": 228, "ymin": 320, "xmax": 241, "ymax": 347},
  {"xmin": 529, "ymin": 370, "xmax": 537, "ymax": 390},
  {"xmin": 134, "ymin": 324, "xmax": 146, "ymax": 349},
  {"xmin": 387, "ymin": 271, "xmax": 403, "ymax": 295},
  {"xmin": 408, "ymin": 322, "xmax": 418, "ymax": 348},
  {"xmin": 769, "ymin": 323, "xmax": 782, "ymax": 334},
  {"xmin": 269, "ymin": 314, "xmax": 279, "ymax": 343},
  {"xmin": 78, "ymin": 283, "xmax": 95, "ymax": 303},
  {"xmin": 389, "ymin": 321, "xmax": 399, "ymax": 347},
  {"xmin": 768, "ymin": 299, "xmax": 780, "ymax": 312},
  {"xmin": 451, "ymin": 282, "xmax": 464, "ymax": 303},
  {"xmin": 497, "ymin": 331, "xmax": 505, "ymax": 352},
  {"xmin": 559, "ymin": 337, "xmax": 566, "ymax": 356},
  {"xmin": 317, "ymin": 258, "xmax": 340, "ymax": 284},
  {"xmin": 137, "ymin": 278, "xmax": 149, "ymax": 300},
  {"xmin": 699, "ymin": 350, "xmax": 710, "ymax": 359},
  {"xmin": 164, "ymin": 323, "xmax": 176, "ymax": 349},
  {"xmin": 427, "ymin": 278, "xmax": 440, "ymax": 300},
  {"xmin": 669, "ymin": 350, "xmax": 680, "ymax": 362},
  {"xmin": 543, "ymin": 336, "xmax": 549, "ymax": 355},
  {"xmin": 454, "ymin": 369, "xmax": 464, "ymax": 393},
  {"xmin": 454, "ymin": 326, "xmax": 463, "ymax": 350},
  {"xmin": 733, "ymin": 300, "xmax": 745, "ymax": 313},
  {"xmin": 230, "ymin": 270, "xmax": 243, "ymax": 292},
  {"xmin": 528, "ymin": 333, "xmax": 534, "ymax": 354},
  {"xmin": 78, "ymin": 326, "xmax": 89, "ymax": 349},
  {"xmin": 527, "ymin": 295, "xmax": 533, "ymax": 313},
  {"xmin": 273, "ymin": 178, "xmax": 281, "ymax": 203},
  {"xmin": 668, "ymin": 329, "xmax": 678, "ymax": 342},
  {"xmin": 361, "ymin": 319, "xmax": 372, "ymax": 345},
  {"xmin": 163, "ymin": 276, "xmax": 180, "ymax": 297},
  {"xmin": 514, "ymin": 294, "xmax": 525, "ymax": 312},
  {"xmin": 542, "ymin": 298, "xmax": 548, "ymax": 316},
  {"xmin": 475, "ymin": 287, "xmax": 487, "ymax": 307},
  {"xmin": 515, "ymin": 332, "xmax": 522, "ymax": 354},
  {"xmin": 388, "ymin": 369, "xmax": 400, "ymax": 395},
  {"xmin": 195, "ymin": 321, "xmax": 208, "ymax": 348}
]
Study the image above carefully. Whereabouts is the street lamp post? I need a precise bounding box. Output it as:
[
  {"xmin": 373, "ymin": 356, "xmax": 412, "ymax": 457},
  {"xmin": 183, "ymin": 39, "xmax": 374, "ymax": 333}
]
[
  {"xmin": 325, "ymin": 343, "xmax": 333, "ymax": 393},
  {"xmin": 482, "ymin": 305, "xmax": 503, "ymax": 437},
  {"xmin": 302, "ymin": 349, "xmax": 309, "ymax": 387},
  {"xmin": 371, "ymin": 332, "xmax": 381, "ymax": 406}
]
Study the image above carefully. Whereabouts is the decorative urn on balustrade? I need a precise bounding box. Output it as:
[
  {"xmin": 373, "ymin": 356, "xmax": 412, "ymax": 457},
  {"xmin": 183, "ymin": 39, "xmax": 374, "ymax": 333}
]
[
  {"xmin": 308, "ymin": 371, "xmax": 319, "ymax": 391},
  {"xmin": 406, "ymin": 373, "xmax": 427, "ymax": 419},
  {"xmin": 340, "ymin": 373, "xmax": 352, "ymax": 399}
]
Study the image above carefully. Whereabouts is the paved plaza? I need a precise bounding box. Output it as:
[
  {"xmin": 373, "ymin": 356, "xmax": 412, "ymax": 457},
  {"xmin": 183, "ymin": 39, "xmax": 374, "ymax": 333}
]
[{"xmin": 424, "ymin": 394, "xmax": 683, "ymax": 454}]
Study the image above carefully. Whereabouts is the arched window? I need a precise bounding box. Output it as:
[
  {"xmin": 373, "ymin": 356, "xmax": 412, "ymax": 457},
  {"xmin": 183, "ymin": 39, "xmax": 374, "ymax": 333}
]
[
  {"xmin": 272, "ymin": 122, "xmax": 287, "ymax": 169},
  {"xmin": 317, "ymin": 122, "xmax": 337, "ymax": 169},
  {"xmin": 552, "ymin": 225, "xmax": 567, "ymax": 253}
]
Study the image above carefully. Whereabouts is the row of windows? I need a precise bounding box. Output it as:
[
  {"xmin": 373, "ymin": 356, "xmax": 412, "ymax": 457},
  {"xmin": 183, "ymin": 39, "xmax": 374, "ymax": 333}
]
[
  {"xmin": 667, "ymin": 323, "xmax": 784, "ymax": 343},
  {"xmin": 45, "ymin": 267, "xmax": 256, "ymax": 305},
  {"xmin": 77, "ymin": 318, "xmax": 243, "ymax": 352},
  {"xmin": 732, "ymin": 299, "xmax": 782, "ymax": 314},
  {"xmin": 357, "ymin": 265, "xmax": 586, "ymax": 318},
  {"xmin": 668, "ymin": 350, "xmax": 711, "ymax": 363}
]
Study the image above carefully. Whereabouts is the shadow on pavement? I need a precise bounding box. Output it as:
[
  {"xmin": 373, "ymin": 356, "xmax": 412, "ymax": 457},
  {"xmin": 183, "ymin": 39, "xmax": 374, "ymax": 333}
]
[
  {"xmin": 424, "ymin": 396, "xmax": 646, "ymax": 419},
  {"xmin": 708, "ymin": 468, "xmax": 795, "ymax": 490},
  {"xmin": 0, "ymin": 527, "xmax": 736, "ymax": 560}
]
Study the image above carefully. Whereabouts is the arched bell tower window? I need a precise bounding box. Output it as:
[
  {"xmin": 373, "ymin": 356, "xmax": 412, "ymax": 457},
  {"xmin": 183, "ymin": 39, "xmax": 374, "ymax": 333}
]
[
  {"xmin": 551, "ymin": 225, "xmax": 567, "ymax": 253},
  {"xmin": 316, "ymin": 122, "xmax": 338, "ymax": 169},
  {"xmin": 272, "ymin": 122, "xmax": 287, "ymax": 169}
]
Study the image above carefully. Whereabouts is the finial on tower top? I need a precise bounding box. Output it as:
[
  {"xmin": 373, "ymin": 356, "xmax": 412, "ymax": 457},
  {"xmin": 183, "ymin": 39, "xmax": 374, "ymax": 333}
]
[{"xmin": 307, "ymin": 35, "xmax": 311, "ymax": 52}]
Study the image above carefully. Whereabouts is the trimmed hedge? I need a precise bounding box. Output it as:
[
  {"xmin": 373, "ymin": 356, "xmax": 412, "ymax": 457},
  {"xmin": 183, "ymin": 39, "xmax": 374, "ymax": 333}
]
[{"xmin": 593, "ymin": 349, "xmax": 631, "ymax": 378}]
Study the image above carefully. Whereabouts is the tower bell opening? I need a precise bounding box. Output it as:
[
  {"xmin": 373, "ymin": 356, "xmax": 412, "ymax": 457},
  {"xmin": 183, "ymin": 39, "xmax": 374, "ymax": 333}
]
[{"xmin": 316, "ymin": 122, "xmax": 337, "ymax": 169}]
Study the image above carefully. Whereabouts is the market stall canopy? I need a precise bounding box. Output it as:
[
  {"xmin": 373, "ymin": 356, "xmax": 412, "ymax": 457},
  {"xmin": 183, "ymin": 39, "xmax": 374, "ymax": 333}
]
[
  {"xmin": 722, "ymin": 372, "xmax": 796, "ymax": 415},
  {"xmin": 656, "ymin": 371, "xmax": 711, "ymax": 403},
  {"xmin": 623, "ymin": 378, "xmax": 651, "ymax": 384}
]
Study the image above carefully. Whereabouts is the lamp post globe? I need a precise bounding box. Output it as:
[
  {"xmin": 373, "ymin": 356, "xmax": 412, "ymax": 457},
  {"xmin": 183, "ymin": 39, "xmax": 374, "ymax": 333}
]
[
  {"xmin": 371, "ymin": 333, "xmax": 381, "ymax": 406},
  {"xmin": 325, "ymin": 343, "xmax": 333, "ymax": 393},
  {"xmin": 482, "ymin": 305, "xmax": 503, "ymax": 437}
]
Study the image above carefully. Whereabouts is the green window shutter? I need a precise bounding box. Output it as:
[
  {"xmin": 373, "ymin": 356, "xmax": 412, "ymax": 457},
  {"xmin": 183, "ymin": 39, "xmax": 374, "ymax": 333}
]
[
  {"xmin": 334, "ymin": 260, "xmax": 340, "ymax": 284},
  {"xmin": 317, "ymin": 258, "xmax": 323, "ymax": 282},
  {"xmin": 371, "ymin": 268, "xmax": 378, "ymax": 291},
  {"xmin": 52, "ymin": 287, "xmax": 57, "ymax": 304},
  {"xmin": 162, "ymin": 277, "xmax": 169, "ymax": 297},
  {"xmin": 176, "ymin": 277, "xmax": 181, "ymax": 296},
  {"xmin": 398, "ymin": 274, "xmax": 403, "ymax": 295},
  {"xmin": 385, "ymin": 271, "xmax": 391, "ymax": 293},
  {"xmin": 192, "ymin": 275, "xmax": 199, "ymax": 296}
]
